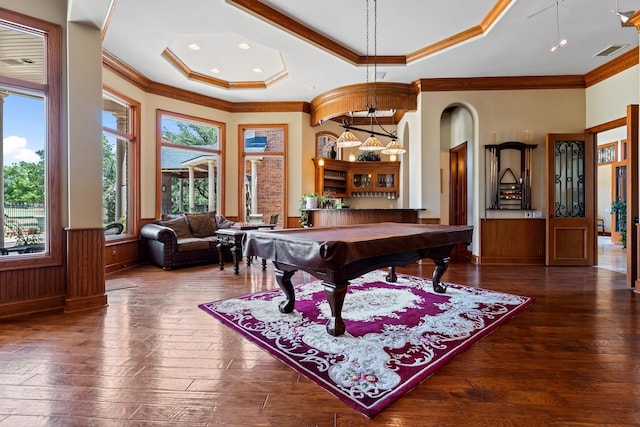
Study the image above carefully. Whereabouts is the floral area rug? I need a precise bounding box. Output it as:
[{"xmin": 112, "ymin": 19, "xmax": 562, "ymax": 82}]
[{"xmin": 198, "ymin": 270, "xmax": 533, "ymax": 418}]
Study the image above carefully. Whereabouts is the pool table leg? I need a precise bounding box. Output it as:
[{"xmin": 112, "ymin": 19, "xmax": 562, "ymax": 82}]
[
  {"xmin": 432, "ymin": 257, "xmax": 450, "ymax": 293},
  {"xmin": 323, "ymin": 282, "xmax": 347, "ymax": 336},
  {"xmin": 274, "ymin": 268, "xmax": 297, "ymax": 313}
]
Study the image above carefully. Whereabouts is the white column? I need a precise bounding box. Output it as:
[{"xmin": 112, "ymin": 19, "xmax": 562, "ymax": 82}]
[
  {"xmin": 208, "ymin": 159, "xmax": 216, "ymax": 211},
  {"xmin": 178, "ymin": 178, "xmax": 184, "ymax": 212},
  {"xmin": 250, "ymin": 159, "xmax": 259, "ymax": 215},
  {"xmin": 0, "ymin": 90, "xmax": 8, "ymax": 247},
  {"xmin": 188, "ymin": 166, "xmax": 195, "ymax": 212}
]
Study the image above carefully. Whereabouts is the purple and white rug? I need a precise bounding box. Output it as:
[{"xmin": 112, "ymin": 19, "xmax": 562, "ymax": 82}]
[{"xmin": 198, "ymin": 270, "xmax": 533, "ymax": 417}]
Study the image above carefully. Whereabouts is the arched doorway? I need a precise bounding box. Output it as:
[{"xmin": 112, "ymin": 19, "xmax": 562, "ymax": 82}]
[{"xmin": 440, "ymin": 105, "xmax": 475, "ymax": 260}]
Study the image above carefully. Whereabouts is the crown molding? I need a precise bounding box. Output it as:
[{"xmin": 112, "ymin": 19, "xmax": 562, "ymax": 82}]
[
  {"xmin": 227, "ymin": 0, "xmax": 513, "ymax": 66},
  {"xmin": 584, "ymin": 48, "xmax": 639, "ymax": 87},
  {"xmin": 416, "ymin": 75, "xmax": 586, "ymax": 91},
  {"xmin": 102, "ymin": 50, "xmax": 309, "ymax": 114}
]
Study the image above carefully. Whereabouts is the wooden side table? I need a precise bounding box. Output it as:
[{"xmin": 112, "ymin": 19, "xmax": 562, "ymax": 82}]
[
  {"xmin": 215, "ymin": 228, "xmax": 246, "ymax": 274},
  {"xmin": 216, "ymin": 226, "xmax": 276, "ymax": 274}
]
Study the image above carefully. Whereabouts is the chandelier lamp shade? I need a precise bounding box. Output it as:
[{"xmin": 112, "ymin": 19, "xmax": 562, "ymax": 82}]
[
  {"xmin": 336, "ymin": 0, "xmax": 406, "ymax": 155},
  {"xmin": 381, "ymin": 139, "xmax": 406, "ymax": 155},
  {"xmin": 336, "ymin": 129, "xmax": 362, "ymax": 148}
]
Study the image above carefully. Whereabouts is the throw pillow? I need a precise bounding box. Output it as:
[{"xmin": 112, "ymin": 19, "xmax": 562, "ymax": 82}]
[
  {"xmin": 161, "ymin": 213, "xmax": 180, "ymax": 221},
  {"xmin": 216, "ymin": 214, "xmax": 235, "ymax": 229},
  {"xmin": 158, "ymin": 216, "xmax": 192, "ymax": 238},
  {"xmin": 185, "ymin": 211, "xmax": 217, "ymax": 237}
]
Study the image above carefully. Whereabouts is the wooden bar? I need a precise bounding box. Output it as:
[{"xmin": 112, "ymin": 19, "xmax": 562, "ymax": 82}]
[{"xmin": 304, "ymin": 208, "xmax": 421, "ymax": 227}]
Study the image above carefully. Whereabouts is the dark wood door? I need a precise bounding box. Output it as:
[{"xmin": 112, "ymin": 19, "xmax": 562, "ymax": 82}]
[
  {"xmin": 545, "ymin": 133, "xmax": 596, "ymax": 266},
  {"xmin": 449, "ymin": 142, "xmax": 468, "ymax": 259}
]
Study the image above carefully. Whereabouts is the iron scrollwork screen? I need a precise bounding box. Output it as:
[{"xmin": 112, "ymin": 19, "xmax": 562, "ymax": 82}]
[{"xmin": 554, "ymin": 140, "xmax": 585, "ymax": 218}]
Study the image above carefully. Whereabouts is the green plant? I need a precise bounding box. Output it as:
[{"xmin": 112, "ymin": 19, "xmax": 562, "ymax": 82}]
[
  {"xmin": 611, "ymin": 199, "xmax": 627, "ymax": 249},
  {"xmin": 298, "ymin": 193, "xmax": 318, "ymax": 227},
  {"xmin": 356, "ymin": 151, "xmax": 381, "ymax": 162}
]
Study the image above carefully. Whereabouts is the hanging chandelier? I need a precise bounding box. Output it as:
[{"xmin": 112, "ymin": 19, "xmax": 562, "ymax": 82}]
[{"xmin": 336, "ymin": 0, "xmax": 406, "ymax": 154}]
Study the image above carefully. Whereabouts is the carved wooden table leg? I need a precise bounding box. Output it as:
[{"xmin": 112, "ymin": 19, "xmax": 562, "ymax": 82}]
[
  {"xmin": 216, "ymin": 242, "xmax": 225, "ymax": 271},
  {"xmin": 432, "ymin": 257, "xmax": 450, "ymax": 293},
  {"xmin": 274, "ymin": 268, "xmax": 297, "ymax": 313},
  {"xmin": 385, "ymin": 266, "xmax": 397, "ymax": 282},
  {"xmin": 230, "ymin": 242, "xmax": 241, "ymax": 274},
  {"xmin": 323, "ymin": 281, "xmax": 348, "ymax": 336}
]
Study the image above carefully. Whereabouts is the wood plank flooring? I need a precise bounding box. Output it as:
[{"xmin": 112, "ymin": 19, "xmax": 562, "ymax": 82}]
[{"xmin": 0, "ymin": 259, "xmax": 638, "ymax": 426}]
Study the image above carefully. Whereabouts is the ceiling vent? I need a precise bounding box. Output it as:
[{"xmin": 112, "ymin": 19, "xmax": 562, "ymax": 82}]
[{"xmin": 593, "ymin": 44, "xmax": 629, "ymax": 57}]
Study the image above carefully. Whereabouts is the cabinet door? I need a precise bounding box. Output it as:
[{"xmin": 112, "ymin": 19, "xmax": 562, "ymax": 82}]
[{"xmin": 375, "ymin": 173, "xmax": 395, "ymax": 189}]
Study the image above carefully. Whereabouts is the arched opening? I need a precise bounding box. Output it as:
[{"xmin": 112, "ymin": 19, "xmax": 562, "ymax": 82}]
[{"xmin": 440, "ymin": 104, "xmax": 475, "ymax": 260}]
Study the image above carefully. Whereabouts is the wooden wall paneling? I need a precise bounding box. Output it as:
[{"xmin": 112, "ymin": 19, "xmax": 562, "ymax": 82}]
[
  {"xmin": 65, "ymin": 228, "xmax": 107, "ymax": 312},
  {"xmin": 307, "ymin": 209, "xmax": 419, "ymax": 227},
  {"xmin": 0, "ymin": 266, "xmax": 66, "ymax": 318},
  {"xmin": 420, "ymin": 218, "xmax": 441, "ymax": 225},
  {"xmin": 105, "ymin": 240, "xmax": 146, "ymax": 275},
  {"xmin": 287, "ymin": 216, "xmax": 301, "ymax": 228},
  {"xmin": 480, "ymin": 218, "xmax": 545, "ymax": 265}
]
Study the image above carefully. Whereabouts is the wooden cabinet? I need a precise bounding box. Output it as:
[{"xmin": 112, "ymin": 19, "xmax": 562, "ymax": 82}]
[
  {"xmin": 313, "ymin": 158, "xmax": 349, "ymax": 197},
  {"xmin": 313, "ymin": 158, "xmax": 400, "ymax": 198}
]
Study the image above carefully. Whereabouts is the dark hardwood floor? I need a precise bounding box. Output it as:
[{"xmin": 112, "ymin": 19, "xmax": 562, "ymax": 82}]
[{"xmin": 0, "ymin": 259, "xmax": 638, "ymax": 426}]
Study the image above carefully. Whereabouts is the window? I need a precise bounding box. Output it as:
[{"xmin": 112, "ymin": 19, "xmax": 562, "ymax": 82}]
[
  {"xmin": 240, "ymin": 125, "xmax": 286, "ymax": 227},
  {"xmin": 158, "ymin": 111, "xmax": 224, "ymax": 215},
  {"xmin": 102, "ymin": 89, "xmax": 139, "ymax": 238},
  {"xmin": 0, "ymin": 10, "xmax": 61, "ymax": 266}
]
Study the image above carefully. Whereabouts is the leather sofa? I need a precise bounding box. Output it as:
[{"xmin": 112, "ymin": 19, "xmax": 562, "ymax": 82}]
[{"xmin": 141, "ymin": 212, "xmax": 234, "ymax": 270}]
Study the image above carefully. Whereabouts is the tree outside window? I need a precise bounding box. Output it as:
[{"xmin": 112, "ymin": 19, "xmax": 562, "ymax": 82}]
[{"xmin": 159, "ymin": 112, "xmax": 222, "ymax": 215}]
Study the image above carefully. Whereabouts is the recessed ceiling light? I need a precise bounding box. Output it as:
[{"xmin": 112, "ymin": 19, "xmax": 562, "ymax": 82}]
[
  {"xmin": 309, "ymin": 85, "xmax": 316, "ymax": 90},
  {"xmin": 238, "ymin": 43, "xmax": 250, "ymax": 50},
  {"xmin": 188, "ymin": 43, "xmax": 200, "ymax": 51},
  {"xmin": 253, "ymin": 67, "xmax": 263, "ymax": 73},
  {"xmin": 210, "ymin": 68, "xmax": 220, "ymax": 74}
]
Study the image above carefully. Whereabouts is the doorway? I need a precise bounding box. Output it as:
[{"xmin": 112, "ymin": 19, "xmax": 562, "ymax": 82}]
[{"xmin": 588, "ymin": 104, "xmax": 638, "ymax": 286}]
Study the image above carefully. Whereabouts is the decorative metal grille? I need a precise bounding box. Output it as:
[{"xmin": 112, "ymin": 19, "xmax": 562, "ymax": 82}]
[{"xmin": 554, "ymin": 140, "xmax": 585, "ymax": 218}]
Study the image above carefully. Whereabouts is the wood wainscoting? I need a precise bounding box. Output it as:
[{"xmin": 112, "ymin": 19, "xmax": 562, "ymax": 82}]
[
  {"xmin": 306, "ymin": 209, "xmax": 421, "ymax": 227},
  {"xmin": 480, "ymin": 218, "xmax": 545, "ymax": 265},
  {"xmin": 0, "ymin": 266, "xmax": 66, "ymax": 318},
  {"xmin": 104, "ymin": 218, "xmax": 154, "ymax": 275},
  {"xmin": 65, "ymin": 228, "xmax": 107, "ymax": 313},
  {"xmin": 105, "ymin": 240, "xmax": 146, "ymax": 275}
]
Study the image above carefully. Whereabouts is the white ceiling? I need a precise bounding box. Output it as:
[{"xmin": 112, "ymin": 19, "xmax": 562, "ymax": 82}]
[{"xmin": 70, "ymin": 0, "xmax": 640, "ymax": 104}]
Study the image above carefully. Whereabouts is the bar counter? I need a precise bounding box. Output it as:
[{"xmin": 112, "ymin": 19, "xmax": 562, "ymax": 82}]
[{"xmin": 303, "ymin": 208, "xmax": 423, "ymax": 227}]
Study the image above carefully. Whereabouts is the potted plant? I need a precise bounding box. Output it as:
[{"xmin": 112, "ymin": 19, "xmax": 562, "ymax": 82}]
[
  {"xmin": 611, "ymin": 199, "xmax": 627, "ymax": 249},
  {"xmin": 356, "ymin": 151, "xmax": 381, "ymax": 162},
  {"xmin": 299, "ymin": 193, "xmax": 319, "ymax": 227}
]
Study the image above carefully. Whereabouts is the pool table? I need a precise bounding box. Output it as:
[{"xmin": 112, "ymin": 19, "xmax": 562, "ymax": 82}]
[{"xmin": 243, "ymin": 222, "xmax": 473, "ymax": 336}]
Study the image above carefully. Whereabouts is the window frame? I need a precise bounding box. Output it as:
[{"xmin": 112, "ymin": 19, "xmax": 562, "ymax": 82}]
[
  {"xmin": 238, "ymin": 124, "xmax": 288, "ymax": 225},
  {"xmin": 156, "ymin": 109, "xmax": 225, "ymax": 217},
  {"xmin": 0, "ymin": 8, "xmax": 62, "ymax": 271},
  {"xmin": 102, "ymin": 86, "xmax": 141, "ymax": 242}
]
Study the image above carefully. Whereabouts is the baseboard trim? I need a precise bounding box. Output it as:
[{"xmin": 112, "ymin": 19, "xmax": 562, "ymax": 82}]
[
  {"xmin": 64, "ymin": 294, "xmax": 108, "ymax": 313},
  {"xmin": 0, "ymin": 295, "xmax": 65, "ymax": 319}
]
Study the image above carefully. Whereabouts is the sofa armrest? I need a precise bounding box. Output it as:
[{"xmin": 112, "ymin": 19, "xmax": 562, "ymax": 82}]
[{"xmin": 141, "ymin": 223, "xmax": 177, "ymax": 244}]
